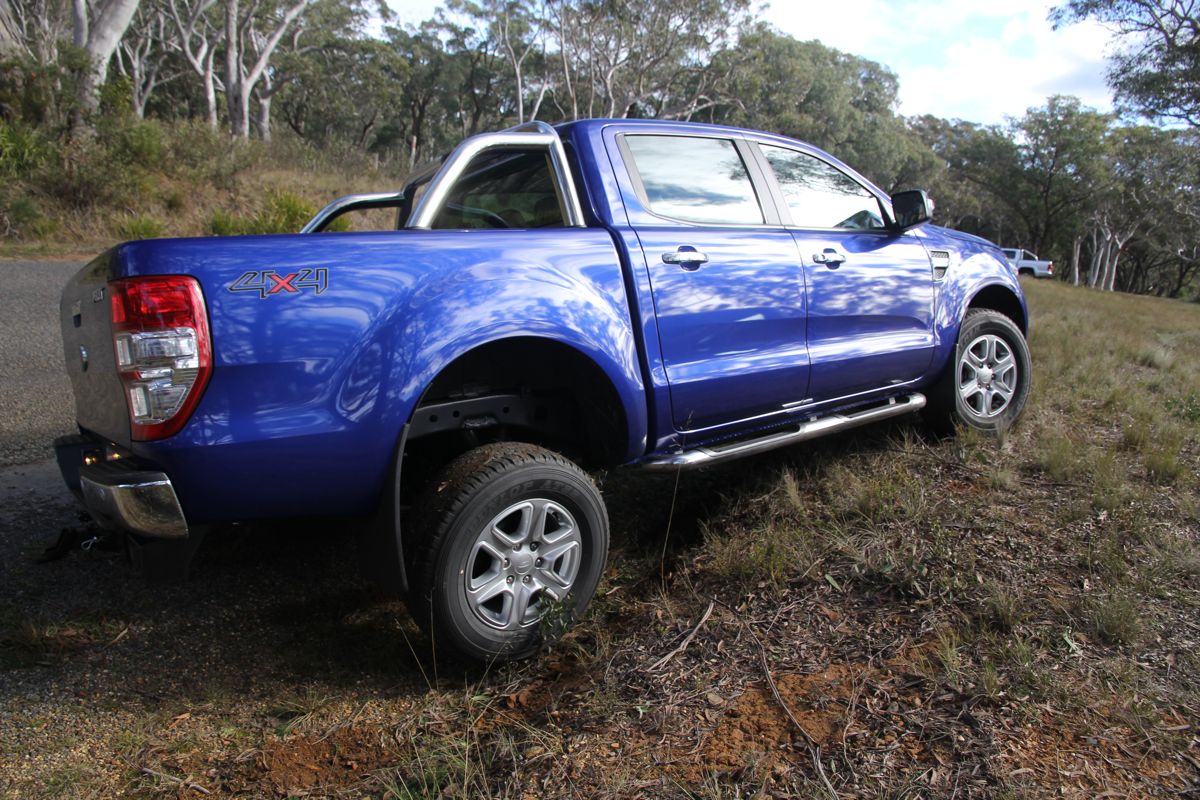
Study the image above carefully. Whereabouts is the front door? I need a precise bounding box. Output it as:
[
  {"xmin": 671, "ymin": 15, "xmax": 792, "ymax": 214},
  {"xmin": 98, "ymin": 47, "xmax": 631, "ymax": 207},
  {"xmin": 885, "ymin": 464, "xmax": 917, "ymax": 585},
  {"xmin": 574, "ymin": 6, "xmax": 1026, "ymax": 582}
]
[{"xmin": 756, "ymin": 143, "xmax": 935, "ymax": 403}]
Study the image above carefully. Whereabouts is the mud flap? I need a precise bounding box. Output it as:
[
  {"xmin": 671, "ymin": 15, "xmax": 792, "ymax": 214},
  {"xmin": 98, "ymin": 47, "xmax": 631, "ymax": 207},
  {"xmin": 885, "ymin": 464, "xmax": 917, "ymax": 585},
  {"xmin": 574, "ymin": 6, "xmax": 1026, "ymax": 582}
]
[{"xmin": 356, "ymin": 424, "xmax": 409, "ymax": 596}]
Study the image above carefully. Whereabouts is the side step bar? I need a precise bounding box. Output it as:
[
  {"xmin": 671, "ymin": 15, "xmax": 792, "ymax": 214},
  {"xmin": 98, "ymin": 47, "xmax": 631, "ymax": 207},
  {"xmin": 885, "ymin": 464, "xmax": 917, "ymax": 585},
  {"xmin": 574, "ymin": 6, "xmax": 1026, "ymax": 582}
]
[{"xmin": 642, "ymin": 393, "xmax": 926, "ymax": 471}]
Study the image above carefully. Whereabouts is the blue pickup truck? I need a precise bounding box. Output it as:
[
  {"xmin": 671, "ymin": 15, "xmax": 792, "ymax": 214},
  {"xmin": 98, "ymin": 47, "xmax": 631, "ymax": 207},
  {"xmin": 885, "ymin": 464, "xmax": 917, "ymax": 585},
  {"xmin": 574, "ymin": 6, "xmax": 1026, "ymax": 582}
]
[{"xmin": 55, "ymin": 119, "xmax": 1030, "ymax": 660}]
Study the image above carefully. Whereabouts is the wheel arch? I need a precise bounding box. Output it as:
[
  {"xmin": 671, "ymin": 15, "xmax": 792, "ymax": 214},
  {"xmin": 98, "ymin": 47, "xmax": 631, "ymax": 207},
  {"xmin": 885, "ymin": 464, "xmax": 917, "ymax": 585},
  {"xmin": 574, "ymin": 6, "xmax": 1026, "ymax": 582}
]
[
  {"xmin": 406, "ymin": 335, "xmax": 633, "ymax": 469},
  {"xmin": 967, "ymin": 283, "xmax": 1027, "ymax": 334}
]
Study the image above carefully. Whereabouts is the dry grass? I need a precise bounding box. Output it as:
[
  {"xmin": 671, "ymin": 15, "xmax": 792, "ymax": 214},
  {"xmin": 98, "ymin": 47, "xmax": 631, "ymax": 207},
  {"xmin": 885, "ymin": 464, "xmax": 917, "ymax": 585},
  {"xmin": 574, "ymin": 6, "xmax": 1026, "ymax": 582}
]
[
  {"xmin": 1, "ymin": 280, "xmax": 1198, "ymax": 799},
  {"xmin": 0, "ymin": 125, "xmax": 402, "ymax": 257}
]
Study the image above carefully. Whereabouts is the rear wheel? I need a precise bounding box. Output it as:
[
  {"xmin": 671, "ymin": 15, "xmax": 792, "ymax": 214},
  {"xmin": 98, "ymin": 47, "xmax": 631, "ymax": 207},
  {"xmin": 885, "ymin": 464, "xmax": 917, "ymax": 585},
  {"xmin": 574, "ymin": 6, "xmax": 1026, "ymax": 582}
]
[
  {"xmin": 409, "ymin": 442, "xmax": 608, "ymax": 662},
  {"xmin": 928, "ymin": 309, "xmax": 1031, "ymax": 433}
]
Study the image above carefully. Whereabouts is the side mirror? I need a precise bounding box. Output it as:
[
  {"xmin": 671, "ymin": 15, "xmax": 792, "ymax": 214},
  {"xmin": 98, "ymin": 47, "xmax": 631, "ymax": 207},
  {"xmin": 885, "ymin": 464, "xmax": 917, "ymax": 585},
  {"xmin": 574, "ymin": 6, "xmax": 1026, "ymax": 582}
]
[{"xmin": 890, "ymin": 189, "xmax": 934, "ymax": 231}]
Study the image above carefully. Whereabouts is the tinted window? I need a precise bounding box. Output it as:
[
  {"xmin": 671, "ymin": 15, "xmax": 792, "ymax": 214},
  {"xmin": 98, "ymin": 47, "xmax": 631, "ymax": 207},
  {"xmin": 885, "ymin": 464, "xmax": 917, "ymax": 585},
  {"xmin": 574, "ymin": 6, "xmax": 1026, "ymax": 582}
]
[
  {"xmin": 432, "ymin": 149, "xmax": 565, "ymax": 229},
  {"xmin": 625, "ymin": 135, "xmax": 763, "ymax": 225},
  {"xmin": 761, "ymin": 145, "xmax": 884, "ymax": 230}
]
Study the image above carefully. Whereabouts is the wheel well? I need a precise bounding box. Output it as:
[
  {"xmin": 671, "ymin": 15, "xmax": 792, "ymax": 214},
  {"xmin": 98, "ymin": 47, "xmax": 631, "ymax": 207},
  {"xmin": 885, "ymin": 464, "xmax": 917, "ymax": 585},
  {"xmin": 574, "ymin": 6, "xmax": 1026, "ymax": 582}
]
[
  {"xmin": 968, "ymin": 285, "xmax": 1027, "ymax": 333},
  {"xmin": 406, "ymin": 337, "xmax": 628, "ymax": 472}
]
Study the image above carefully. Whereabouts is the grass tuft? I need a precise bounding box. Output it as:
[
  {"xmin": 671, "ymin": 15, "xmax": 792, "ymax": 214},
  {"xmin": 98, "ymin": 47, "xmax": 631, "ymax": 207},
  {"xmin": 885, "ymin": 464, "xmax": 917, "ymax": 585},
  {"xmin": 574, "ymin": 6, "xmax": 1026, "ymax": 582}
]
[{"xmin": 1079, "ymin": 592, "xmax": 1141, "ymax": 647}]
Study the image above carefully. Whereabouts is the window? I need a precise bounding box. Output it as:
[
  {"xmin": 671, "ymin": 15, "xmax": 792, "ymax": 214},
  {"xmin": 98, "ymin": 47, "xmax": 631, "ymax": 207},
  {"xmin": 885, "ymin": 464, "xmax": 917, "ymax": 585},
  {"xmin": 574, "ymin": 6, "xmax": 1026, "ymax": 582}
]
[
  {"xmin": 432, "ymin": 149, "xmax": 565, "ymax": 229},
  {"xmin": 624, "ymin": 135, "xmax": 763, "ymax": 225},
  {"xmin": 760, "ymin": 145, "xmax": 885, "ymax": 230}
]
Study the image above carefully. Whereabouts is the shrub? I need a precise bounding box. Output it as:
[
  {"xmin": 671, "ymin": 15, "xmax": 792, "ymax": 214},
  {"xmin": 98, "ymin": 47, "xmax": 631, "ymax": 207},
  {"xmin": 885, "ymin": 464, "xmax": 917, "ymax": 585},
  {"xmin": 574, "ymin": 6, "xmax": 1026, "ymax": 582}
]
[
  {"xmin": 0, "ymin": 195, "xmax": 46, "ymax": 239},
  {"xmin": 0, "ymin": 120, "xmax": 50, "ymax": 178},
  {"xmin": 109, "ymin": 119, "xmax": 167, "ymax": 168},
  {"xmin": 209, "ymin": 209, "xmax": 254, "ymax": 237},
  {"xmin": 253, "ymin": 190, "xmax": 315, "ymax": 233},
  {"xmin": 114, "ymin": 214, "xmax": 165, "ymax": 241}
]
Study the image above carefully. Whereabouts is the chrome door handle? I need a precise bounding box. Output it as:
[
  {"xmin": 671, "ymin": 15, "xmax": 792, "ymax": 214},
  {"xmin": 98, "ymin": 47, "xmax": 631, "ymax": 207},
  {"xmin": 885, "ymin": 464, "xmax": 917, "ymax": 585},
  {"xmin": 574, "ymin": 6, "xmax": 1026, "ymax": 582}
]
[
  {"xmin": 662, "ymin": 249, "xmax": 709, "ymax": 266},
  {"xmin": 812, "ymin": 248, "xmax": 846, "ymax": 266}
]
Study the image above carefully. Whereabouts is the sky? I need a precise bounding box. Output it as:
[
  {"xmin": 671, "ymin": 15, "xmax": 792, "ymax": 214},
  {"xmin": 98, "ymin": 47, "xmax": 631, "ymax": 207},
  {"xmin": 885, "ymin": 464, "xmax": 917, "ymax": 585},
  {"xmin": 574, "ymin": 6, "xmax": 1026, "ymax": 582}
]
[{"xmin": 384, "ymin": 0, "xmax": 1119, "ymax": 125}]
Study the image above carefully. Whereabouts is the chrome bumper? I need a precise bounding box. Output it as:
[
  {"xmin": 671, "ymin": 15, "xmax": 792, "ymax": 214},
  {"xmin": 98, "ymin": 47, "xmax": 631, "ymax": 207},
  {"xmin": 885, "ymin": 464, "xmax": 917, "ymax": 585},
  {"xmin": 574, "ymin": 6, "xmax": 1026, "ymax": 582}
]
[{"xmin": 55, "ymin": 435, "xmax": 189, "ymax": 539}]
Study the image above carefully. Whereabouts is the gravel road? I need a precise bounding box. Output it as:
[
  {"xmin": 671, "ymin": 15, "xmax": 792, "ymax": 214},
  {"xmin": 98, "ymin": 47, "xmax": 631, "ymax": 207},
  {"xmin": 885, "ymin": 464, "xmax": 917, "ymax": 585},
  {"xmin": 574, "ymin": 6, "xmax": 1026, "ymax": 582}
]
[{"xmin": 0, "ymin": 260, "xmax": 82, "ymax": 467}]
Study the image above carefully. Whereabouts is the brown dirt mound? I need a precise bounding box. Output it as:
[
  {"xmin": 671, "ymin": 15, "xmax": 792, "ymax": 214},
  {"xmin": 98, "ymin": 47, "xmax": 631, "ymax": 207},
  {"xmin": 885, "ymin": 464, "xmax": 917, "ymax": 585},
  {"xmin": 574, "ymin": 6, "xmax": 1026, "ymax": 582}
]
[
  {"xmin": 256, "ymin": 724, "xmax": 392, "ymax": 796},
  {"xmin": 699, "ymin": 663, "xmax": 863, "ymax": 776}
]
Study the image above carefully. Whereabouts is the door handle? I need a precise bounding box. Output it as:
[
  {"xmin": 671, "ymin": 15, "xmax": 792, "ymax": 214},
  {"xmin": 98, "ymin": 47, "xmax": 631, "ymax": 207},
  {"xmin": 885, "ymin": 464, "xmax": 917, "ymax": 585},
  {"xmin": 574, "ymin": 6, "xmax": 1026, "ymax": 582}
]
[
  {"xmin": 662, "ymin": 249, "xmax": 709, "ymax": 269},
  {"xmin": 812, "ymin": 248, "xmax": 846, "ymax": 267}
]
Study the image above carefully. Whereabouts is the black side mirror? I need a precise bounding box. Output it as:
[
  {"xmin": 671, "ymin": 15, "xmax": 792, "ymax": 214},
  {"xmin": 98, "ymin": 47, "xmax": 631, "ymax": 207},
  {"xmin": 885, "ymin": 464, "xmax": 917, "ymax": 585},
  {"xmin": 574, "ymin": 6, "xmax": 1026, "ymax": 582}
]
[{"xmin": 890, "ymin": 189, "xmax": 934, "ymax": 231}]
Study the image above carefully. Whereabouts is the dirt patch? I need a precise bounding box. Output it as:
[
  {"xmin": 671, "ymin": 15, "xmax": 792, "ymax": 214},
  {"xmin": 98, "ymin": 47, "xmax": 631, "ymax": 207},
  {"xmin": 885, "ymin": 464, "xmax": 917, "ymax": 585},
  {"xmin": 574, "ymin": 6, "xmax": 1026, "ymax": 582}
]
[
  {"xmin": 1000, "ymin": 713, "xmax": 1193, "ymax": 796},
  {"xmin": 254, "ymin": 724, "xmax": 393, "ymax": 796},
  {"xmin": 698, "ymin": 663, "xmax": 863, "ymax": 776}
]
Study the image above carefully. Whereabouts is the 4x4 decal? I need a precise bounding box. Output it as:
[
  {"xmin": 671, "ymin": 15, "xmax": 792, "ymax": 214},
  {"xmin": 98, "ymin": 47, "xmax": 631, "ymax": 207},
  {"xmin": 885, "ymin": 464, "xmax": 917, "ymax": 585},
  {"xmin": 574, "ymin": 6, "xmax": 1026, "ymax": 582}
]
[{"xmin": 229, "ymin": 268, "xmax": 328, "ymax": 298}]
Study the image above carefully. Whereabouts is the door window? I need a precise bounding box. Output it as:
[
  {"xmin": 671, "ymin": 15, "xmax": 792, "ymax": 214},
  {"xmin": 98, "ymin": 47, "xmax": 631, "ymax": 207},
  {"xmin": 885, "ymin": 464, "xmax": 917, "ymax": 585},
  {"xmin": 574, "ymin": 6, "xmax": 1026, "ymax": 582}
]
[
  {"xmin": 624, "ymin": 135, "xmax": 763, "ymax": 225},
  {"xmin": 760, "ymin": 145, "xmax": 885, "ymax": 230}
]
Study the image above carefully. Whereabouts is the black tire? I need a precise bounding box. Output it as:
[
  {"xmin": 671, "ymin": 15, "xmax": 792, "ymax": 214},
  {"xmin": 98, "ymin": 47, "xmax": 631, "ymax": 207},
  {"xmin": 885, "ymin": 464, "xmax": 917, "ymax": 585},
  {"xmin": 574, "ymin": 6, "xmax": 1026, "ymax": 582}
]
[
  {"xmin": 926, "ymin": 309, "xmax": 1031, "ymax": 434},
  {"xmin": 409, "ymin": 442, "xmax": 609, "ymax": 662}
]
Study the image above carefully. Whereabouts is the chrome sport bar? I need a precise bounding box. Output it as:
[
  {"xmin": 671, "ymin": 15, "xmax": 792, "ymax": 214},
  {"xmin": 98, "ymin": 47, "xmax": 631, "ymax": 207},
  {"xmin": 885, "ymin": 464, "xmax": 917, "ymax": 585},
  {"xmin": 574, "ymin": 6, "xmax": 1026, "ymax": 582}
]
[{"xmin": 407, "ymin": 123, "xmax": 587, "ymax": 229}]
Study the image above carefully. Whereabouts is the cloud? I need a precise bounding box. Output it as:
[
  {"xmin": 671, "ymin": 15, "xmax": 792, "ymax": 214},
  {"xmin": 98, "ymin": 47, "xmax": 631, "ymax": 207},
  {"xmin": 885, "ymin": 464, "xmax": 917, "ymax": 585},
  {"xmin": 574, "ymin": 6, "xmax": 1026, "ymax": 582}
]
[{"xmin": 760, "ymin": 0, "xmax": 1117, "ymax": 124}]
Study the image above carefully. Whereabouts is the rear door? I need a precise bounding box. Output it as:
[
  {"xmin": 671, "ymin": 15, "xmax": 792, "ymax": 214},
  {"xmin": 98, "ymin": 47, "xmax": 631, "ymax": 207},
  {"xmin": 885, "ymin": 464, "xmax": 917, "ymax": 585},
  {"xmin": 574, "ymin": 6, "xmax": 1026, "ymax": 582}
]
[
  {"xmin": 619, "ymin": 133, "xmax": 810, "ymax": 431},
  {"xmin": 752, "ymin": 143, "xmax": 935, "ymax": 403}
]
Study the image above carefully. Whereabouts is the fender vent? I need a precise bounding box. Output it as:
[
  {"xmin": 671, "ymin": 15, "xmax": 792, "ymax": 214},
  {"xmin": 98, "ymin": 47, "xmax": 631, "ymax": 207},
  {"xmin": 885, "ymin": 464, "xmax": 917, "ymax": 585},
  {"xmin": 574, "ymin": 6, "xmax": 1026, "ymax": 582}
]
[{"xmin": 929, "ymin": 250, "xmax": 951, "ymax": 280}]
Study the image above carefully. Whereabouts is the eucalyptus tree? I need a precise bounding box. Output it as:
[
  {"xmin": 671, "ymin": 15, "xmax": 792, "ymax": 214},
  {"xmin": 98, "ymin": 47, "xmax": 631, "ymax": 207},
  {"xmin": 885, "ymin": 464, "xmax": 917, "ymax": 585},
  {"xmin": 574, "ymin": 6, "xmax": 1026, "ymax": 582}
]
[
  {"xmin": 72, "ymin": 0, "xmax": 142, "ymax": 125},
  {"xmin": 709, "ymin": 24, "xmax": 924, "ymax": 188},
  {"xmin": 1053, "ymin": 0, "xmax": 1200, "ymax": 127},
  {"xmin": 115, "ymin": 0, "xmax": 182, "ymax": 117},
  {"xmin": 167, "ymin": 0, "xmax": 223, "ymax": 127},
  {"xmin": 221, "ymin": 0, "xmax": 310, "ymax": 138},
  {"xmin": 1005, "ymin": 96, "xmax": 1112, "ymax": 262}
]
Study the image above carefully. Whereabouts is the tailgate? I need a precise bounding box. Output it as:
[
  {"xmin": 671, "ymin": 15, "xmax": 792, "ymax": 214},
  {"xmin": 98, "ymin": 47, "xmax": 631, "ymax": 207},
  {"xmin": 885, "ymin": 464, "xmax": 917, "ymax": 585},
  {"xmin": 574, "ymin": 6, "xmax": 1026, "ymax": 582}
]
[{"xmin": 59, "ymin": 254, "xmax": 130, "ymax": 446}]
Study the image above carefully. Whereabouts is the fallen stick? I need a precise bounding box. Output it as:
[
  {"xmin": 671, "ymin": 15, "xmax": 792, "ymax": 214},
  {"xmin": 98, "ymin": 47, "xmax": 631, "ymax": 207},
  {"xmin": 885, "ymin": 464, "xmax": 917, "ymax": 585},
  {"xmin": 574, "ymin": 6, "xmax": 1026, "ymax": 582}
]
[
  {"xmin": 648, "ymin": 600, "xmax": 714, "ymax": 672},
  {"xmin": 752, "ymin": 628, "xmax": 840, "ymax": 800},
  {"xmin": 141, "ymin": 766, "xmax": 211, "ymax": 795}
]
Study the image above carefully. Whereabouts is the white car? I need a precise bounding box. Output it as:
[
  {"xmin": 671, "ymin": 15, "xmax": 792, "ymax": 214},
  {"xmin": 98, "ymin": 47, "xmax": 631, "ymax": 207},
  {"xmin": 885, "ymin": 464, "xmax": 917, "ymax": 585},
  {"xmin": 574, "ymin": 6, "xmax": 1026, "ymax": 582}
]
[{"xmin": 1001, "ymin": 248, "xmax": 1054, "ymax": 278}]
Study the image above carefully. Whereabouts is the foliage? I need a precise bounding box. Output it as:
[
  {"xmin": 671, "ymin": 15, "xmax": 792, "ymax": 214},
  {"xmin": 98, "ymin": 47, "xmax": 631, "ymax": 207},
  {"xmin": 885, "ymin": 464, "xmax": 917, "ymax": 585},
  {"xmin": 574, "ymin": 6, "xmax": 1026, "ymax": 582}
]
[
  {"xmin": 1053, "ymin": 0, "xmax": 1200, "ymax": 127},
  {"xmin": 0, "ymin": 0, "xmax": 1196, "ymax": 300}
]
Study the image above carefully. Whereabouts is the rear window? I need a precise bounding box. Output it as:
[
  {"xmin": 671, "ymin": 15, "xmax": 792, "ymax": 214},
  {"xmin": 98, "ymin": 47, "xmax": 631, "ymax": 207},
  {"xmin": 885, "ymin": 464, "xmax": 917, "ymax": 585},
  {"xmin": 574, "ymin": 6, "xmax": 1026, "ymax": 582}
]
[
  {"xmin": 624, "ymin": 135, "xmax": 763, "ymax": 225},
  {"xmin": 432, "ymin": 149, "xmax": 566, "ymax": 229}
]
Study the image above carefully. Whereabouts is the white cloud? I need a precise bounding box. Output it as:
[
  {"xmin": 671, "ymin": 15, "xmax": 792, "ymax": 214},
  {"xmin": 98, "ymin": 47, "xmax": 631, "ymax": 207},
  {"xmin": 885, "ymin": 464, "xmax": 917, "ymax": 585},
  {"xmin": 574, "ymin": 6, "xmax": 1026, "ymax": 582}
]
[{"xmin": 760, "ymin": 0, "xmax": 1117, "ymax": 123}]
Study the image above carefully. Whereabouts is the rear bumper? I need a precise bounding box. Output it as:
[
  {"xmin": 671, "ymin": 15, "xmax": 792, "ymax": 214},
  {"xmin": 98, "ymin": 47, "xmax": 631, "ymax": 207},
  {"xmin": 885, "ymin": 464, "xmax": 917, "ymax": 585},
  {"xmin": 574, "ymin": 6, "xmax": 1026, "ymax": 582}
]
[{"xmin": 54, "ymin": 434, "xmax": 189, "ymax": 539}]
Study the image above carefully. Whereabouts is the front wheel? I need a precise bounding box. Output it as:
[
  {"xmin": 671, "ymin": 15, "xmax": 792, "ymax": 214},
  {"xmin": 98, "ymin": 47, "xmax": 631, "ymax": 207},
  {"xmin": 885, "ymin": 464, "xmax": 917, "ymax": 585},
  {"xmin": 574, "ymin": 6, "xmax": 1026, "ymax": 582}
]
[
  {"xmin": 928, "ymin": 309, "xmax": 1031, "ymax": 433},
  {"xmin": 409, "ymin": 443, "xmax": 609, "ymax": 662}
]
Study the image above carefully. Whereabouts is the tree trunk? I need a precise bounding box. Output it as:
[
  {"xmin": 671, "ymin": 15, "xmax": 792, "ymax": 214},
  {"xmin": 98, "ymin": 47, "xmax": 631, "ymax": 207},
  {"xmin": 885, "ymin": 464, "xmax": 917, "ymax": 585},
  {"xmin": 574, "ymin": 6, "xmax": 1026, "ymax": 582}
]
[
  {"xmin": 255, "ymin": 82, "xmax": 271, "ymax": 142},
  {"xmin": 72, "ymin": 0, "xmax": 142, "ymax": 126},
  {"xmin": 222, "ymin": 0, "xmax": 308, "ymax": 138},
  {"xmin": 0, "ymin": 0, "xmax": 22, "ymax": 56},
  {"xmin": 1071, "ymin": 235, "xmax": 1082, "ymax": 286},
  {"xmin": 223, "ymin": 0, "xmax": 246, "ymax": 137},
  {"xmin": 203, "ymin": 47, "xmax": 218, "ymax": 128}
]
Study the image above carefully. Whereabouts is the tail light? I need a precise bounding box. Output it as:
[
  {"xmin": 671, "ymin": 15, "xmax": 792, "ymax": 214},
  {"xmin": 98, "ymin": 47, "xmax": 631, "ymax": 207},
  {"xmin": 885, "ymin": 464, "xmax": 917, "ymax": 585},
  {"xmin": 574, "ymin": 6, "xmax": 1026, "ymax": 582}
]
[
  {"xmin": 110, "ymin": 276, "xmax": 212, "ymax": 440},
  {"xmin": 1047, "ymin": 262, "xmax": 1054, "ymax": 274}
]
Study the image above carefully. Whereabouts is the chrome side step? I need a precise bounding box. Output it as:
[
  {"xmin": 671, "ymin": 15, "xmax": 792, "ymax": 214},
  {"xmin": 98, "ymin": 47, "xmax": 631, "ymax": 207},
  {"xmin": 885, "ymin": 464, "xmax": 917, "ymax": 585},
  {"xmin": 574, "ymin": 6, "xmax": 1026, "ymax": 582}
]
[{"xmin": 642, "ymin": 393, "xmax": 926, "ymax": 471}]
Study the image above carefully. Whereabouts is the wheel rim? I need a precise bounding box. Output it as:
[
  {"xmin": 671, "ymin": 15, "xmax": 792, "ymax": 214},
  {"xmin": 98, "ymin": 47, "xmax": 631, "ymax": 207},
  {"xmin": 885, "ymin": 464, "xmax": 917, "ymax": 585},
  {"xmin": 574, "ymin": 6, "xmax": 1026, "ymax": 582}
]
[
  {"xmin": 958, "ymin": 333, "xmax": 1019, "ymax": 419},
  {"xmin": 464, "ymin": 498, "xmax": 582, "ymax": 631}
]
